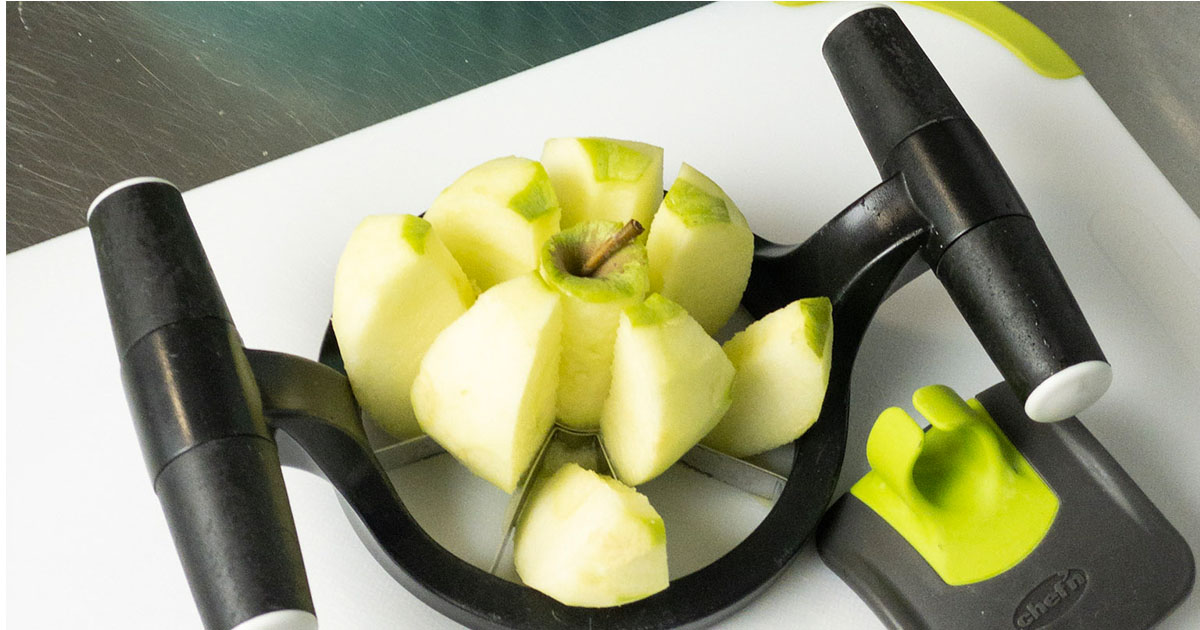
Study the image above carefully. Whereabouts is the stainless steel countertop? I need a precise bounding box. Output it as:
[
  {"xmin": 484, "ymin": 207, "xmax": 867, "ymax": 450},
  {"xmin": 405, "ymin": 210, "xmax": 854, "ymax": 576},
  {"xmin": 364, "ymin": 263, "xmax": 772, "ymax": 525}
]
[{"xmin": 6, "ymin": 2, "xmax": 1199, "ymax": 253}]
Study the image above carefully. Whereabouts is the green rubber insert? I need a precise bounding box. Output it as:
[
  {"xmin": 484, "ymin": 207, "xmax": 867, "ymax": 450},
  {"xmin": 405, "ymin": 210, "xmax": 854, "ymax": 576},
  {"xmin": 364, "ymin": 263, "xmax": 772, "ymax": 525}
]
[
  {"xmin": 799, "ymin": 297, "xmax": 832, "ymax": 358},
  {"xmin": 400, "ymin": 214, "xmax": 431, "ymax": 254},
  {"xmin": 777, "ymin": 1, "xmax": 1081, "ymax": 79},
  {"xmin": 579, "ymin": 138, "xmax": 653, "ymax": 183},
  {"xmin": 663, "ymin": 177, "xmax": 730, "ymax": 227},
  {"xmin": 508, "ymin": 163, "xmax": 559, "ymax": 221},
  {"xmin": 850, "ymin": 385, "xmax": 1059, "ymax": 586}
]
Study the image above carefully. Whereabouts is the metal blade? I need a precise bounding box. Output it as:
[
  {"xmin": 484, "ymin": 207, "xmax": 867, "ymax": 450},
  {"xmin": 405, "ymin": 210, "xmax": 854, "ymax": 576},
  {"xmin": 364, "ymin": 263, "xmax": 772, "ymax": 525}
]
[
  {"xmin": 680, "ymin": 444, "xmax": 788, "ymax": 502},
  {"xmin": 490, "ymin": 425, "xmax": 613, "ymax": 575},
  {"xmin": 359, "ymin": 408, "xmax": 447, "ymax": 469},
  {"xmin": 372, "ymin": 434, "xmax": 445, "ymax": 470},
  {"xmin": 362, "ymin": 415, "xmax": 787, "ymax": 575}
]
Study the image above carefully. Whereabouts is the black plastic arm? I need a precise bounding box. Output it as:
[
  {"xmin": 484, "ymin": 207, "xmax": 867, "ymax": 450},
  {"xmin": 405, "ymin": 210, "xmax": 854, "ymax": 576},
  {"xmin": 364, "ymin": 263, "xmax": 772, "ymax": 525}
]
[{"xmin": 746, "ymin": 174, "xmax": 926, "ymax": 315}]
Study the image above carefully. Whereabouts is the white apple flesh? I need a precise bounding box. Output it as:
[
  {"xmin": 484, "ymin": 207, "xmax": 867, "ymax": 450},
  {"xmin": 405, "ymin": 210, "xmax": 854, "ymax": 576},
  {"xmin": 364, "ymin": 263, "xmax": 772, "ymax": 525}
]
[
  {"xmin": 647, "ymin": 163, "xmax": 754, "ymax": 335},
  {"xmin": 703, "ymin": 297, "xmax": 834, "ymax": 458},
  {"xmin": 425, "ymin": 156, "xmax": 561, "ymax": 291},
  {"xmin": 411, "ymin": 273, "xmax": 563, "ymax": 493},
  {"xmin": 332, "ymin": 214, "xmax": 475, "ymax": 440},
  {"xmin": 539, "ymin": 221, "xmax": 650, "ymax": 430},
  {"xmin": 335, "ymin": 141, "xmax": 835, "ymax": 608},
  {"xmin": 541, "ymin": 137, "xmax": 664, "ymax": 229},
  {"xmin": 514, "ymin": 463, "xmax": 669, "ymax": 607},
  {"xmin": 601, "ymin": 294, "xmax": 735, "ymax": 486}
]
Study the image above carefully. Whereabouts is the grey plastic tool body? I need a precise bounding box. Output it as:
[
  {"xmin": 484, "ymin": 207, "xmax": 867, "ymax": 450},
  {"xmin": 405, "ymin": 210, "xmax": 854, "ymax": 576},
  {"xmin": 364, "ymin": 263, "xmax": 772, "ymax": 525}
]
[{"xmin": 817, "ymin": 383, "xmax": 1195, "ymax": 630}]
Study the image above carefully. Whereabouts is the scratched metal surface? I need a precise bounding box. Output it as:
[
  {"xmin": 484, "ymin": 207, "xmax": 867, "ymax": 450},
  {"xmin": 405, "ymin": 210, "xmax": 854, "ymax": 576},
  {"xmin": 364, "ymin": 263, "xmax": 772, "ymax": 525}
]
[
  {"xmin": 5, "ymin": 1, "xmax": 1199, "ymax": 253},
  {"xmin": 4, "ymin": 1, "xmax": 704, "ymax": 252}
]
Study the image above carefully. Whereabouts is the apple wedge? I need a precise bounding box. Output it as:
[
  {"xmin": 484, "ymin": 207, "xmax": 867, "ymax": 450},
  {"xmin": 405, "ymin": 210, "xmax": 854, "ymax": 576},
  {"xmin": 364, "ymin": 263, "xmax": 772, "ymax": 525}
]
[
  {"xmin": 411, "ymin": 273, "xmax": 562, "ymax": 493},
  {"xmin": 539, "ymin": 221, "xmax": 650, "ymax": 429},
  {"xmin": 332, "ymin": 214, "xmax": 475, "ymax": 440},
  {"xmin": 514, "ymin": 463, "xmax": 668, "ymax": 607},
  {"xmin": 703, "ymin": 297, "xmax": 834, "ymax": 458},
  {"xmin": 601, "ymin": 294, "xmax": 735, "ymax": 486},
  {"xmin": 647, "ymin": 163, "xmax": 754, "ymax": 335},
  {"xmin": 541, "ymin": 137, "xmax": 664, "ymax": 229},
  {"xmin": 426, "ymin": 156, "xmax": 561, "ymax": 291}
]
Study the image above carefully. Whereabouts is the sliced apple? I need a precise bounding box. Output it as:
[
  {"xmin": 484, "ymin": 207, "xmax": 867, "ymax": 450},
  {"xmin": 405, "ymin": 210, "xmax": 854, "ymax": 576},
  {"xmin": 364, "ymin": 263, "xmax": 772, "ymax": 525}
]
[
  {"xmin": 539, "ymin": 221, "xmax": 650, "ymax": 430},
  {"xmin": 601, "ymin": 294, "xmax": 735, "ymax": 486},
  {"xmin": 426, "ymin": 156, "xmax": 561, "ymax": 291},
  {"xmin": 647, "ymin": 163, "xmax": 754, "ymax": 335},
  {"xmin": 703, "ymin": 297, "xmax": 834, "ymax": 458},
  {"xmin": 514, "ymin": 463, "xmax": 668, "ymax": 607},
  {"xmin": 411, "ymin": 273, "xmax": 562, "ymax": 493},
  {"xmin": 541, "ymin": 137, "xmax": 664, "ymax": 229},
  {"xmin": 332, "ymin": 214, "xmax": 475, "ymax": 440}
]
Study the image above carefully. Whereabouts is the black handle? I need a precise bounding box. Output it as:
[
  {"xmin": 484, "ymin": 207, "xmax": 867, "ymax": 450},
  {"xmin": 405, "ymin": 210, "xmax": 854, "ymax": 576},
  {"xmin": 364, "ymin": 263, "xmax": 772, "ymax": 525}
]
[
  {"xmin": 821, "ymin": 6, "xmax": 968, "ymax": 173},
  {"xmin": 89, "ymin": 180, "xmax": 317, "ymax": 630},
  {"xmin": 822, "ymin": 7, "xmax": 1110, "ymax": 421}
]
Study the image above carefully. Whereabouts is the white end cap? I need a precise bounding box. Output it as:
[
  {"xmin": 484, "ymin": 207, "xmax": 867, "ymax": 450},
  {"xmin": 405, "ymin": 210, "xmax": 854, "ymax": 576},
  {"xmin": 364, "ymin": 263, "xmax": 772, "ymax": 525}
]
[
  {"xmin": 86, "ymin": 176, "xmax": 178, "ymax": 222},
  {"xmin": 231, "ymin": 610, "xmax": 318, "ymax": 630},
  {"xmin": 1024, "ymin": 360, "xmax": 1113, "ymax": 423}
]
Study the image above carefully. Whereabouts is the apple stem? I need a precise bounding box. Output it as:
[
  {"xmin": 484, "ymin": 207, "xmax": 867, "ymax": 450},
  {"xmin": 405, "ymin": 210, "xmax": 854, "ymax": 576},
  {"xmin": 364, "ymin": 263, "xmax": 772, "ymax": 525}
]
[{"xmin": 581, "ymin": 220, "xmax": 644, "ymax": 276}]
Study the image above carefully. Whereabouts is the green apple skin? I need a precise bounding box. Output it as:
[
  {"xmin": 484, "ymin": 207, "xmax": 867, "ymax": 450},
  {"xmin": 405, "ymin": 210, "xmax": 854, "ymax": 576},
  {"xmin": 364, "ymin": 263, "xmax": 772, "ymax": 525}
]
[
  {"xmin": 703, "ymin": 297, "xmax": 834, "ymax": 458},
  {"xmin": 601, "ymin": 294, "xmax": 735, "ymax": 486},
  {"xmin": 539, "ymin": 221, "xmax": 650, "ymax": 430},
  {"xmin": 541, "ymin": 137, "xmax": 664, "ymax": 229},
  {"xmin": 426, "ymin": 156, "xmax": 561, "ymax": 291},
  {"xmin": 514, "ymin": 463, "xmax": 669, "ymax": 607},
  {"xmin": 411, "ymin": 273, "xmax": 563, "ymax": 493},
  {"xmin": 647, "ymin": 163, "xmax": 754, "ymax": 335},
  {"xmin": 332, "ymin": 214, "xmax": 476, "ymax": 440}
]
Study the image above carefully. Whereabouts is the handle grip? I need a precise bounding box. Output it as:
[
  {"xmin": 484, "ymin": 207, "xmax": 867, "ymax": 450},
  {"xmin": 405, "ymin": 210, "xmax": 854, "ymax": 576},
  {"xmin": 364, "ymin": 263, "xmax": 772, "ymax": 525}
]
[
  {"xmin": 821, "ymin": 6, "xmax": 968, "ymax": 173},
  {"xmin": 89, "ymin": 179, "xmax": 316, "ymax": 630},
  {"xmin": 822, "ymin": 7, "xmax": 1111, "ymax": 421},
  {"xmin": 937, "ymin": 215, "xmax": 1112, "ymax": 421}
]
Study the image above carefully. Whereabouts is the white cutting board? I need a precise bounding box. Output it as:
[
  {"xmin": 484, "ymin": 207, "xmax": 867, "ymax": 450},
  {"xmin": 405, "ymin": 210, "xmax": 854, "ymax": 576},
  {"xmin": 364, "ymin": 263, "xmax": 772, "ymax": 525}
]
[{"xmin": 7, "ymin": 2, "xmax": 1200, "ymax": 628}]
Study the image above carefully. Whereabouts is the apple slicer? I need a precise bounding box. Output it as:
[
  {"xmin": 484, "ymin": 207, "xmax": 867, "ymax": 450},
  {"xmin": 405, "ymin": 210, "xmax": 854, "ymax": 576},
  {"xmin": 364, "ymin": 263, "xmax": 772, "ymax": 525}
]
[{"xmin": 88, "ymin": 6, "xmax": 1192, "ymax": 630}]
